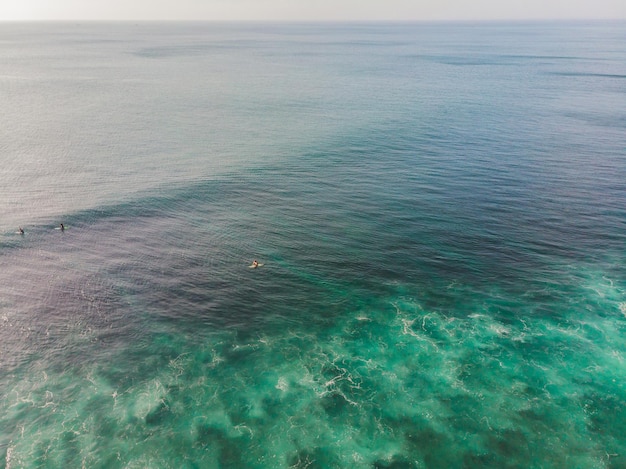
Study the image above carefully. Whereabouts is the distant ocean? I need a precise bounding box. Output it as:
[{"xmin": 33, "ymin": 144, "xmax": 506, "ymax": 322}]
[{"xmin": 1, "ymin": 21, "xmax": 625, "ymax": 468}]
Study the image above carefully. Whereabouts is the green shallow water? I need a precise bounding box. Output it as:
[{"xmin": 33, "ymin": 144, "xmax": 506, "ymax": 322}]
[{"xmin": 2, "ymin": 263, "xmax": 625, "ymax": 468}]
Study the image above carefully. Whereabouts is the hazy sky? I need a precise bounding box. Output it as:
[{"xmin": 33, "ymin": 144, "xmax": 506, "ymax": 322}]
[{"xmin": 1, "ymin": 0, "xmax": 625, "ymax": 22}]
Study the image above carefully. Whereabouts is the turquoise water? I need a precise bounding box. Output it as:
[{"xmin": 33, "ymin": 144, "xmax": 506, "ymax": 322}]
[{"xmin": 1, "ymin": 22, "xmax": 625, "ymax": 468}]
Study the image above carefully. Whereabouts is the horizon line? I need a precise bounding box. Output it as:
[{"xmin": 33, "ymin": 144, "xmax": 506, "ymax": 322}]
[{"xmin": 1, "ymin": 17, "xmax": 625, "ymax": 23}]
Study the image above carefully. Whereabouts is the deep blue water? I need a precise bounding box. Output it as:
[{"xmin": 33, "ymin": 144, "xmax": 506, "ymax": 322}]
[{"xmin": 1, "ymin": 21, "xmax": 625, "ymax": 468}]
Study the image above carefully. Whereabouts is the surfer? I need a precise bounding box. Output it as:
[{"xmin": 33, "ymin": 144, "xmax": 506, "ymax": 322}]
[
  {"xmin": 19, "ymin": 227, "xmax": 24, "ymax": 235},
  {"xmin": 60, "ymin": 223, "xmax": 65, "ymax": 231},
  {"xmin": 249, "ymin": 259, "xmax": 263, "ymax": 269}
]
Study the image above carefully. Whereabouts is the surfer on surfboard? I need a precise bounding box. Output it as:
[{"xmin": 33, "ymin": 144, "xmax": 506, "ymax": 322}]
[{"xmin": 249, "ymin": 260, "xmax": 264, "ymax": 268}]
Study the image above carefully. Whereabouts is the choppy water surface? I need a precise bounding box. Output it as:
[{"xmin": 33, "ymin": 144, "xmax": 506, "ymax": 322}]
[{"xmin": 1, "ymin": 21, "xmax": 625, "ymax": 468}]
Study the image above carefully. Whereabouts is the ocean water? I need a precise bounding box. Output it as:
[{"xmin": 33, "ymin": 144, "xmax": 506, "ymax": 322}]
[{"xmin": 1, "ymin": 21, "xmax": 625, "ymax": 468}]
